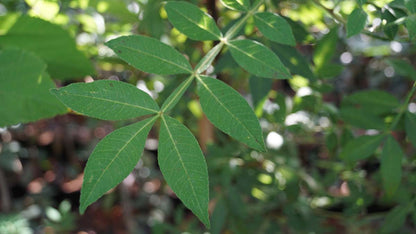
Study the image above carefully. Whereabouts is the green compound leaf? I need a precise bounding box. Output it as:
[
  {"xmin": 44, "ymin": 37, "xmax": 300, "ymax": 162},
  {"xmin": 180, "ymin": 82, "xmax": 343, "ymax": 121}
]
[
  {"xmin": 254, "ymin": 12, "xmax": 296, "ymax": 46},
  {"xmin": 228, "ymin": 39, "xmax": 290, "ymax": 79},
  {"xmin": 165, "ymin": 1, "xmax": 222, "ymax": 41},
  {"xmin": 80, "ymin": 116, "xmax": 157, "ymax": 213},
  {"xmin": 347, "ymin": 8, "xmax": 367, "ymax": 37},
  {"xmin": 405, "ymin": 111, "xmax": 416, "ymax": 147},
  {"xmin": 51, "ymin": 80, "xmax": 159, "ymax": 121},
  {"xmin": 380, "ymin": 136, "xmax": 403, "ymax": 198},
  {"xmin": 159, "ymin": 115, "xmax": 210, "ymax": 228},
  {"xmin": 219, "ymin": 0, "xmax": 250, "ymax": 11},
  {"xmin": 339, "ymin": 134, "xmax": 385, "ymax": 162},
  {"xmin": 197, "ymin": 75, "xmax": 265, "ymax": 151},
  {"xmin": 0, "ymin": 15, "xmax": 94, "ymax": 80},
  {"xmin": 106, "ymin": 35, "xmax": 192, "ymax": 75},
  {"xmin": 0, "ymin": 48, "xmax": 67, "ymax": 127}
]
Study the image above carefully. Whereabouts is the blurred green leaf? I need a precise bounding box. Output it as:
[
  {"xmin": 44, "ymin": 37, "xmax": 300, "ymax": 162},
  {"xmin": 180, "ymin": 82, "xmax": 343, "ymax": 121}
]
[
  {"xmin": 339, "ymin": 134, "xmax": 385, "ymax": 162},
  {"xmin": 219, "ymin": 0, "xmax": 250, "ymax": 11},
  {"xmin": 340, "ymin": 107, "xmax": 386, "ymax": 129},
  {"xmin": 313, "ymin": 27, "xmax": 338, "ymax": 75},
  {"xmin": 380, "ymin": 136, "xmax": 403, "ymax": 198},
  {"xmin": 405, "ymin": 15, "xmax": 416, "ymax": 41},
  {"xmin": 51, "ymin": 80, "xmax": 159, "ymax": 120},
  {"xmin": 0, "ymin": 15, "xmax": 94, "ymax": 79},
  {"xmin": 405, "ymin": 0, "xmax": 416, "ymax": 13},
  {"xmin": 106, "ymin": 35, "xmax": 192, "ymax": 75},
  {"xmin": 384, "ymin": 22, "xmax": 399, "ymax": 40},
  {"xmin": 405, "ymin": 111, "xmax": 416, "ymax": 147},
  {"xmin": 80, "ymin": 116, "xmax": 157, "ymax": 213},
  {"xmin": 347, "ymin": 8, "xmax": 367, "ymax": 37},
  {"xmin": 385, "ymin": 58, "xmax": 416, "ymax": 80},
  {"xmin": 254, "ymin": 12, "xmax": 296, "ymax": 46},
  {"xmin": 0, "ymin": 48, "xmax": 67, "ymax": 127},
  {"xmin": 165, "ymin": 1, "xmax": 222, "ymax": 41},
  {"xmin": 249, "ymin": 76, "xmax": 272, "ymax": 108},
  {"xmin": 159, "ymin": 115, "xmax": 210, "ymax": 228},
  {"xmin": 341, "ymin": 90, "xmax": 400, "ymax": 115},
  {"xmin": 381, "ymin": 204, "xmax": 411, "ymax": 233},
  {"xmin": 228, "ymin": 39, "xmax": 290, "ymax": 79},
  {"xmin": 197, "ymin": 75, "xmax": 265, "ymax": 151}
]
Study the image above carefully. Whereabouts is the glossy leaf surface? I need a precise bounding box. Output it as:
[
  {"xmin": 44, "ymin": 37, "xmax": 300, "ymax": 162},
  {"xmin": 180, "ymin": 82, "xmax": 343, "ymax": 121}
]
[
  {"xmin": 228, "ymin": 39, "xmax": 290, "ymax": 79},
  {"xmin": 254, "ymin": 12, "xmax": 296, "ymax": 46},
  {"xmin": 51, "ymin": 80, "xmax": 159, "ymax": 120},
  {"xmin": 80, "ymin": 117, "xmax": 157, "ymax": 213},
  {"xmin": 380, "ymin": 136, "xmax": 403, "ymax": 197},
  {"xmin": 0, "ymin": 48, "xmax": 67, "ymax": 126},
  {"xmin": 158, "ymin": 115, "xmax": 210, "ymax": 228},
  {"xmin": 165, "ymin": 1, "xmax": 222, "ymax": 41},
  {"xmin": 0, "ymin": 15, "xmax": 94, "ymax": 80},
  {"xmin": 106, "ymin": 35, "xmax": 192, "ymax": 75},
  {"xmin": 197, "ymin": 75, "xmax": 265, "ymax": 151}
]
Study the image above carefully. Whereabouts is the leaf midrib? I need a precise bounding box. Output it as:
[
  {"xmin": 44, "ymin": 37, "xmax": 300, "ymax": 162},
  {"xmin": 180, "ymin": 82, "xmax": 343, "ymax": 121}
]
[
  {"xmin": 117, "ymin": 44, "xmax": 192, "ymax": 74},
  {"xmin": 82, "ymin": 117, "xmax": 156, "ymax": 206},
  {"xmin": 197, "ymin": 76, "xmax": 263, "ymax": 149},
  {"xmin": 161, "ymin": 115, "xmax": 204, "ymax": 217},
  {"xmin": 60, "ymin": 92, "xmax": 159, "ymax": 114}
]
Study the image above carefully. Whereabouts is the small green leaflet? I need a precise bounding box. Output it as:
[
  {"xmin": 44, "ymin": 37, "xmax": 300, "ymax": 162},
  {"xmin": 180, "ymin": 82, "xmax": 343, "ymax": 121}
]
[
  {"xmin": 385, "ymin": 58, "xmax": 416, "ymax": 80},
  {"xmin": 0, "ymin": 15, "xmax": 94, "ymax": 80},
  {"xmin": 106, "ymin": 35, "xmax": 192, "ymax": 75},
  {"xmin": 165, "ymin": 1, "xmax": 222, "ymax": 41},
  {"xmin": 254, "ymin": 12, "xmax": 296, "ymax": 46},
  {"xmin": 219, "ymin": 0, "xmax": 250, "ymax": 11},
  {"xmin": 405, "ymin": 15, "xmax": 416, "ymax": 42},
  {"xmin": 51, "ymin": 80, "xmax": 159, "ymax": 120},
  {"xmin": 339, "ymin": 134, "xmax": 385, "ymax": 162},
  {"xmin": 228, "ymin": 39, "xmax": 290, "ymax": 79},
  {"xmin": 405, "ymin": 111, "xmax": 416, "ymax": 147},
  {"xmin": 381, "ymin": 204, "xmax": 411, "ymax": 233},
  {"xmin": 0, "ymin": 48, "xmax": 67, "ymax": 126},
  {"xmin": 347, "ymin": 8, "xmax": 368, "ymax": 37},
  {"xmin": 380, "ymin": 136, "xmax": 403, "ymax": 198},
  {"xmin": 197, "ymin": 75, "xmax": 265, "ymax": 151},
  {"xmin": 80, "ymin": 116, "xmax": 157, "ymax": 213},
  {"xmin": 159, "ymin": 115, "xmax": 210, "ymax": 228}
]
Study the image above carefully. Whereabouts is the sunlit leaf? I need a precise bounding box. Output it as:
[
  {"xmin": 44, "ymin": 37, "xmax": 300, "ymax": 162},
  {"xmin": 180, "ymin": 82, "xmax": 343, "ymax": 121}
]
[
  {"xmin": 254, "ymin": 12, "xmax": 296, "ymax": 46},
  {"xmin": 106, "ymin": 35, "xmax": 192, "ymax": 75},
  {"xmin": 159, "ymin": 115, "xmax": 210, "ymax": 228},
  {"xmin": 219, "ymin": 0, "xmax": 250, "ymax": 11},
  {"xmin": 380, "ymin": 136, "xmax": 403, "ymax": 197},
  {"xmin": 0, "ymin": 15, "xmax": 94, "ymax": 79},
  {"xmin": 228, "ymin": 39, "xmax": 290, "ymax": 79},
  {"xmin": 313, "ymin": 27, "xmax": 338, "ymax": 76},
  {"xmin": 197, "ymin": 75, "xmax": 265, "ymax": 151},
  {"xmin": 51, "ymin": 80, "xmax": 159, "ymax": 120},
  {"xmin": 80, "ymin": 117, "xmax": 157, "ymax": 213},
  {"xmin": 347, "ymin": 8, "xmax": 367, "ymax": 37},
  {"xmin": 339, "ymin": 134, "xmax": 385, "ymax": 162},
  {"xmin": 0, "ymin": 48, "xmax": 67, "ymax": 127},
  {"xmin": 165, "ymin": 1, "xmax": 222, "ymax": 41}
]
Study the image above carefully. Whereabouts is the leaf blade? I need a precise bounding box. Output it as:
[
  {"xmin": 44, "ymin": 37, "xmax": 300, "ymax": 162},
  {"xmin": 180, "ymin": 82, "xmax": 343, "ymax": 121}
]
[
  {"xmin": 339, "ymin": 134, "xmax": 385, "ymax": 162},
  {"xmin": 405, "ymin": 111, "xmax": 416, "ymax": 147},
  {"xmin": 228, "ymin": 39, "xmax": 290, "ymax": 79},
  {"xmin": 0, "ymin": 48, "xmax": 67, "ymax": 126},
  {"xmin": 51, "ymin": 80, "xmax": 159, "ymax": 120},
  {"xmin": 254, "ymin": 12, "xmax": 296, "ymax": 46},
  {"xmin": 106, "ymin": 35, "xmax": 192, "ymax": 75},
  {"xmin": 197, "ymin": 75, "xmax": 265, "ymax": 151},
  {"xmin": 347, "ymin": 8, "xmax": 367, "ymax": 37},
  {"xmin": 380, "ymin": 136, "xmax": 403, "ymax": 198},
  {"xmin": 165, "ymin": 1, "xmax": 222, "ymax": 41},
  {"xmin": 80, "ymin": 116, "xmax": 157, "ymax": 213},
  {"xmin": 159, "ymin": 115, "xmax": 210, "ymax": 228},
  {"xmin": 219, "ymin": 0, "xmax": 251, "ymax": 11}
]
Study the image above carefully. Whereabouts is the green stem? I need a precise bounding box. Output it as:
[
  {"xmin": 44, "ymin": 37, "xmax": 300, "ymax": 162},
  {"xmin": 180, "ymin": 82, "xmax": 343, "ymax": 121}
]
[
  {"xmin": 194, "ymin": 41, "xmax": 225, "ymax": 74},
  {"xmin": 224, "ymin": 0, "xmax": 264, "ymax": 40},
  {"xmin": 161, "ymin": 74, "xmax": 195, "ymax": 112},
  {"xmin": 389, "ymin": 81, "xmax": 416, "ymax": 131}
]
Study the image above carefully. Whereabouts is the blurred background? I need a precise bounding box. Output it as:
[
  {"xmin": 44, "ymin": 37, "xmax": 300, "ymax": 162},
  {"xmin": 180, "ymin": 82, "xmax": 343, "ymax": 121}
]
[{"xmin": 1, "ymin": 0, "xmax": 416, "ymax": 233}]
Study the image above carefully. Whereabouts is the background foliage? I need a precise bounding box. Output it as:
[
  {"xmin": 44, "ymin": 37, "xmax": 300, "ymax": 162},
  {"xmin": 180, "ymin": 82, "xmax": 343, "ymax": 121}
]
[{"xmin": 1, "ymin": 0, "xmax": 416, "ymax": 233}]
